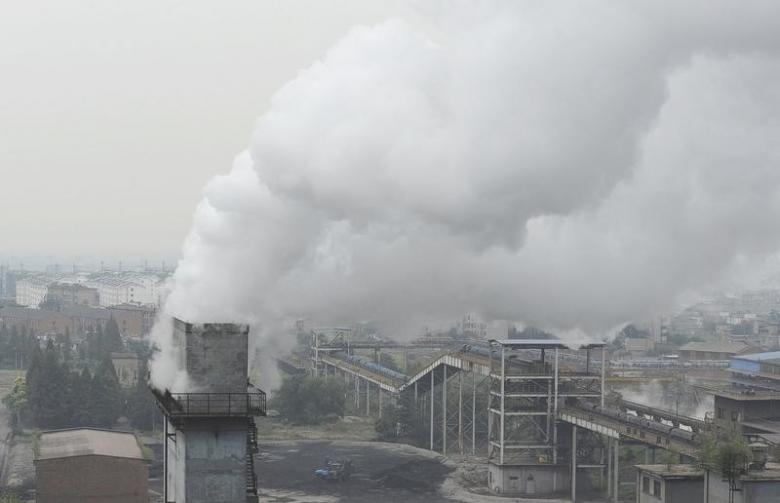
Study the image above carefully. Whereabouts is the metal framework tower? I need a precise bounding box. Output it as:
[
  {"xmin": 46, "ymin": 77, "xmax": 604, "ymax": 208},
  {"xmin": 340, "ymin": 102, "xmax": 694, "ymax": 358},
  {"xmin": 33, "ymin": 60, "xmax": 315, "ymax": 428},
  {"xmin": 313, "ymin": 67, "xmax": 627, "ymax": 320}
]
[
  {"xmin": 487, "ymin": 339, "xmax": 605, "ymax": 498},
  {"xmin": 152, "ymin": 318, "xmax": 266, "ymax": 503}
]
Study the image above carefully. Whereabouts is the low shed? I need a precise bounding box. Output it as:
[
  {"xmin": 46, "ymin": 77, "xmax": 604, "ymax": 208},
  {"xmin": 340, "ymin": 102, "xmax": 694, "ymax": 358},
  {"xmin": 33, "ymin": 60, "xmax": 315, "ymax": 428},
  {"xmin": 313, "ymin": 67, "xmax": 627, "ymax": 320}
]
[{"xmin": 35, "ymin": 428, "xmax": 148, "ymax": 503}]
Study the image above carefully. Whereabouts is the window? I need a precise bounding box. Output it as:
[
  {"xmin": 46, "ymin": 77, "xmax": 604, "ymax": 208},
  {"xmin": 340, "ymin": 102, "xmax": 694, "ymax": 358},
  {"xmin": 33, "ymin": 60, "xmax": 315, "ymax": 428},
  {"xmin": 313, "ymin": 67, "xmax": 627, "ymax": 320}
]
[
  {"xmin": 731, "ymin": 411, "xmax": 739, "ymax": 422},
  {"xmin": 642, "ymin": 476, "xmax": 650, "ymax": 494},
  {"xmin": 717, "ymin": 407, "xmax": 724, "ymax": 419},
  {"xmin": 653, "ymin": 480, "xmax": 661, "ymax": 496},
  {"xmin": 656, "ymin": 435, "xmax": 662, "ymax": 444}
]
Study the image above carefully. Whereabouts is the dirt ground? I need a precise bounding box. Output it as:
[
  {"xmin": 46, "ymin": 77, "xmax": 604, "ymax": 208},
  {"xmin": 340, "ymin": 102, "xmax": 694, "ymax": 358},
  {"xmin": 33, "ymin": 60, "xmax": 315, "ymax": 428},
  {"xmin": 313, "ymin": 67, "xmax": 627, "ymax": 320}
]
[{"xmin": 256, "ymin": 440, "xmax": 457, "ymax": 503}]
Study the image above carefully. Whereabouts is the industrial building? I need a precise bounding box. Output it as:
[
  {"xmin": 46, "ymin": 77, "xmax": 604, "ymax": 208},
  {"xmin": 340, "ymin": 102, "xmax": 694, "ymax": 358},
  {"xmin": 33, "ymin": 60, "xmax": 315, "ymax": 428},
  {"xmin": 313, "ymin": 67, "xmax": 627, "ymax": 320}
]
[
  {"xmin": 634, "ymin": 464, "xmax": 703, "ymax": 503},
  {"xmin": 35, "ymin": 428, "xmax": 148, "ymax": 503},
  {"xmin": 152, "ymin": 318, "xmax": 266, "ymax": 503}
]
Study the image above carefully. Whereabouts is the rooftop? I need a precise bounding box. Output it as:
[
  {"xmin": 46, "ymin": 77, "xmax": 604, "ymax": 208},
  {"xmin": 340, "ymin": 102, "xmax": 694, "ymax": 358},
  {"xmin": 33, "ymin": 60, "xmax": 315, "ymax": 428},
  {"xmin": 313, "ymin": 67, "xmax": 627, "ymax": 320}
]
[
  {"xmin": 635, "ymin": 464, "xmax": 703, "ymax": 479},
  {"xmin": 37, "ymin": 428, "xmax": 144, "ymax": 461},
  {"xmin": 489, "ymin": 339, "xmax": 606, "ymax": 349},
  {"xmin": 734, "ymin": 351, "xmax": 780, "ymax": 365},
  {"xmin": 679, "ymin": 341, "xmax": 754, "ymax": 354}
]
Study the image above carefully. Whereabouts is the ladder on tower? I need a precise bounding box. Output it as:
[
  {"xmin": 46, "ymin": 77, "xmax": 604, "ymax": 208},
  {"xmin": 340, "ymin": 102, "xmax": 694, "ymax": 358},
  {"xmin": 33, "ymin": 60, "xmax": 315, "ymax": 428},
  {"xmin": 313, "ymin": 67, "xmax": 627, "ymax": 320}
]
[{"xmin": 246, "ymin": 417, "xmax": 259, "ymax": 502}]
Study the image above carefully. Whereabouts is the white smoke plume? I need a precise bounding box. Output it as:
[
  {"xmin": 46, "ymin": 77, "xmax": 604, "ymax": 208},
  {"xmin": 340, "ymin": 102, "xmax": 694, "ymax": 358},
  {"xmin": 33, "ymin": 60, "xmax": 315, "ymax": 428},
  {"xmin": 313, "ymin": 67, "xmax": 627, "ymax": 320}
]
[{"xmin": 151, "ymin": 1, "xmax": 780, "ymax": 390}]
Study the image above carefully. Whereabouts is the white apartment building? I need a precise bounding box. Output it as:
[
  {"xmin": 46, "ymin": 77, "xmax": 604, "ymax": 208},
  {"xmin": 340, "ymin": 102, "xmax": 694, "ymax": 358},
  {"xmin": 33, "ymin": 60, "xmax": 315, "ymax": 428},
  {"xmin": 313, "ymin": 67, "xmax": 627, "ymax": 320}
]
[
  {"xmin": 15, "ymin": 276, "xmax": 52, "ymax": 307},
  {"xmin": 85, "ymin": 272, "xmax": 166, "ymax": 307}
]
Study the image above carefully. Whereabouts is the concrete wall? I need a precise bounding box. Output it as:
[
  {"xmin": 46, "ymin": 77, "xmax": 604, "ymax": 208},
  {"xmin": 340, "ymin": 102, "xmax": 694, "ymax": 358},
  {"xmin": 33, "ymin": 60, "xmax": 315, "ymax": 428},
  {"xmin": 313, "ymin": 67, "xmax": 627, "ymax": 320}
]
[
  {"xmin": 36, "ymin": 455, "xmax": 148, "ymax": 503},
  {"xmin": 173, "ymin": 318, "xmax": 249, "ymax": 393},
  {"xmin": 667, "ymin": 478, "xmax": 703, "ymax": 503},
  {"xmin": 184, "ymin": 420, "xmax": 248, "ymax": 503},
  {"xmin": 745, "ymin": 480, "xmax": 780, "ymax": 502},
  {"xmin": 705, "ymin": 470, "xmax": 780, "ymax": 503},
  {"xmin": 488, "ymin": 463, "xmax": 570, "ymax": 496},
  {"xmin": 167, "ymin": 421, "xmax": 187, "ymax": 503}
]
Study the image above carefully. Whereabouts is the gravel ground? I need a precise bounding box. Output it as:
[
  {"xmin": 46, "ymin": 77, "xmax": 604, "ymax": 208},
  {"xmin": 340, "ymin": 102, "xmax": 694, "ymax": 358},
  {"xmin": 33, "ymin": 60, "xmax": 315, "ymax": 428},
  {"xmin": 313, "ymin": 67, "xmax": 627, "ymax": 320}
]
[{"xmin": 256, "ymin": 440, "xmax": 456, "ymax": 503}]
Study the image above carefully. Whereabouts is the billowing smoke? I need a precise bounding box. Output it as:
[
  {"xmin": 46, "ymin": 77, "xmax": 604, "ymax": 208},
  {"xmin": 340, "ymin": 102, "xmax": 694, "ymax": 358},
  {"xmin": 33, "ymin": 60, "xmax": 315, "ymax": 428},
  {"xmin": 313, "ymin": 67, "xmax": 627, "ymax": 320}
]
[{"xmin": 151, "ymin": 1, "xmax": 780, "ymax": 390}]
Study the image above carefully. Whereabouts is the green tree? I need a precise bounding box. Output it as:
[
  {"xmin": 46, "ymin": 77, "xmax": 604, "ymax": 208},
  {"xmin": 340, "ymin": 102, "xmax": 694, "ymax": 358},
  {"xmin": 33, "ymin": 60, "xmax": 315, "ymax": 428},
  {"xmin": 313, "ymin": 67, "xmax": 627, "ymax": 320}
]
[
  {"xmin": 70, "ymin": 367, "xmax": 98, "ymax": 426},
  {"xmin": 698, "ymin": 433, "xmax": 751, "ymax": 501},
  {"xmin": 90, "ymin": 357, "xmax": 123, "ymax": 427},
  {"xmin": 272, "ymin": 375, "xmax": 345, "ymax": 425},
  {"xmin": 27, "ymin": 344, "xmax": 69, "ymax": 428},
  {"xmin": 126, "ymin": 358, "xmax": 158, "ymax": 431},
  {"xmin": 104, "ymin": 317, "xmax": 124, "ymax": 353},
  {"xmin": 375, "ymin": 404, "xmax": 401, "ymax": 441},
  {"xmin": 2, "ymin": 376, "xmax": 27, "ymax": 431}
]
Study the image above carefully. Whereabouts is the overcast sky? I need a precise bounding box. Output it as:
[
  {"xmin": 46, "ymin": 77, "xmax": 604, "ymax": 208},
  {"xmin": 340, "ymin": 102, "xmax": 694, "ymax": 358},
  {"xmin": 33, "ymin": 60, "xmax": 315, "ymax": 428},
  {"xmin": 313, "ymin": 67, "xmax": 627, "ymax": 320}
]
[{"xmin": 0, "ymin": 1, "xmax": 413, "ymax": 262}]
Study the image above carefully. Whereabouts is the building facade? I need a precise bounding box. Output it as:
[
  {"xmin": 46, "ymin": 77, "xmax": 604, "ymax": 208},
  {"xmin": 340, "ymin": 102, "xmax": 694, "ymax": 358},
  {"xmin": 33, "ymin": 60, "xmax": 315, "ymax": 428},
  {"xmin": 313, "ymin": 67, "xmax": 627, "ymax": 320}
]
[
  {"xmin": 635, "ymin": 464, "xmax": 703, "ymax": 503},
  {"xmin": 35, "ymin": 428, "xmax": 148, "ymax": 503},
  {"xmin": 15, "ymin": 275, "xmax": 51, "ymax": 307}
]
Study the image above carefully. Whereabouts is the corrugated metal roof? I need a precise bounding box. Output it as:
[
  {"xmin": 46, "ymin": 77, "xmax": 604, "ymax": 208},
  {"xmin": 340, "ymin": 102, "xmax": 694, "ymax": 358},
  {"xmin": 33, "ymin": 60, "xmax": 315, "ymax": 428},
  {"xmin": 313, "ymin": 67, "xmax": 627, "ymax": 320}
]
[
  {"xmin": 37, "ymin": 428, "xmax": 143, "ymax": 461},
  {"xmin": 733, "ymin": 351, "xmax": 780, "ymax": 362}
]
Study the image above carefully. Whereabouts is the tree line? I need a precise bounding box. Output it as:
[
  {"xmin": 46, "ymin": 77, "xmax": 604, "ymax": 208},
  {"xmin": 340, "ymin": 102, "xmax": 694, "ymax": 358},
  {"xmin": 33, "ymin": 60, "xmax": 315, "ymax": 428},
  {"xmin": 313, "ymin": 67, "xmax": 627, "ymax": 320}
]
[{"xmin": 2, "ymin": 320, "xmax": 159, "ymax": 432}]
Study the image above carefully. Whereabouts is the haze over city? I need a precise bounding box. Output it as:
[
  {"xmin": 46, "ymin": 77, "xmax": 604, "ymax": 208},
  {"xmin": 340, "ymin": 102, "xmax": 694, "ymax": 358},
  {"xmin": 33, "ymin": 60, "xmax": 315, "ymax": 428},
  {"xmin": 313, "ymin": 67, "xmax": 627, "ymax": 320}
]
[{"xmin": 3, "ymin": 2, "xmax": 780, "ymax": 502}]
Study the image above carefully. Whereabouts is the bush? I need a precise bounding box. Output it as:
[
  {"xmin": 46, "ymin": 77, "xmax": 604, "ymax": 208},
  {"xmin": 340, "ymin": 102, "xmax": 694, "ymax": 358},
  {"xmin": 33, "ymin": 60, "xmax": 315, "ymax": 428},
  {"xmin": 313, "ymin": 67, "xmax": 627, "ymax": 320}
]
[{"xmin": 272, "ymin": 375, "xmax": 345, "ymax": 425}]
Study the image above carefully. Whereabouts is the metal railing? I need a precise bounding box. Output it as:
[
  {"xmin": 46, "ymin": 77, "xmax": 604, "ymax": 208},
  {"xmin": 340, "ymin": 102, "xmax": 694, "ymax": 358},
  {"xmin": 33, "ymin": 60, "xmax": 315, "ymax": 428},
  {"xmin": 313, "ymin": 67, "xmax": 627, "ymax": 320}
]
[{"xmin": 152, "ymin": 387, "xmax": 266, "ymax": 417}]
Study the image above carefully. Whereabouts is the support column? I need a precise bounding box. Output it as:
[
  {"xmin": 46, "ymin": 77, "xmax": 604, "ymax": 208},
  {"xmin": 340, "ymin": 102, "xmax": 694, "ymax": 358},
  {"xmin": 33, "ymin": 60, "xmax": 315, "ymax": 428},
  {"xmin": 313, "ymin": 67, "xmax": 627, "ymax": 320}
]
[
  {"xmin": 499, "ymin": 345, "xmax": 505, "ymax": 465},
  {"xmin": 553, "ymin": 348, "xmax": 559, "ymax": 491},
  {"xmin": 601, "ymin": 346, "xmax": 607, "ymax": 408},
  {"xmin": 366, "ymin": 380, "xmax": 370, "ymax": 416},
  {"xmin": 571, "ymin": 426, "xmax": 577, "ymax": 503},
  {"xmin": 443, "ymin": 365, "xmax": 448, "ymax": 455},
  {"xmin": 613, "ymin": 439, "xmax": 619, "ymax": 503},
  {"xmin": 458, "ymin": 371, "xmax": 463, "ymax": 454},
  {"xmin": 163, "ymin": 419, "xmax": 168, "ymax": 502},
  {"xmin": 430, "ymin": 370, "xmax": 435, "ymax": 451},
  {"xmin": 379, "ymin": 386, "xmax": 383, "ymax": 418},
  {"xmin": 607, "ymin": 438, "xmax": 612, "ymax": 499},
  {"xmin": 472, "ymin": 369, "xmax": 477, "ymax": 455}
]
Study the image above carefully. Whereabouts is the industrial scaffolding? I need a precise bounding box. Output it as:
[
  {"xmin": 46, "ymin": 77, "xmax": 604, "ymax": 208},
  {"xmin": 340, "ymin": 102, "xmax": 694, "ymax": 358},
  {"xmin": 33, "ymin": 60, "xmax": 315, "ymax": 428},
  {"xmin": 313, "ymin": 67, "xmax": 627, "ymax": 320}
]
[{"xmin": 487, "ymin": 339, "xmax": 606, "ymax": 499}]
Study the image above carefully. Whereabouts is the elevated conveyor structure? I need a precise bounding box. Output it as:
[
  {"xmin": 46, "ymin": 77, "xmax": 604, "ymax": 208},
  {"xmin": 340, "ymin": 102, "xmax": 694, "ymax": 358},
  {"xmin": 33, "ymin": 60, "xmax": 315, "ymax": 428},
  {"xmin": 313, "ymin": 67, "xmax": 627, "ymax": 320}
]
[{"xmin": 308, "ymin": 337, "xmax": 711, "ymax": 501}]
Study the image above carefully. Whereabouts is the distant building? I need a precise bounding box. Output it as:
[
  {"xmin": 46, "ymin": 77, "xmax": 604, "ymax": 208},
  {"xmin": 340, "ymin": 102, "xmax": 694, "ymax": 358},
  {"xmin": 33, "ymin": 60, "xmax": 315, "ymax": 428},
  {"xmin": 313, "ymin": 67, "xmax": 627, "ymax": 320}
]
[
  {"xmin": 111, "ymin": 351, "xmax": 140, "ymax": 387},
  {"xmin": 35, "ymin": 428, "xmax": 148, "ymax": 503},
  {"xmin": 678, "ymin": 341, "xmax": 755, "ymax": 361},
  {"xmin": 15, "ymin": 275, "xmax": 51, "ymax": 307},
  {"xmin": 108, "ymin": 303, "xmax": 156, "ymax": 337},
  {"xmin": 45, "ymin": 282, "xmax": 100, "ymax": 307},
  {"xmin": 634, "ymin": 464, "xmax": 703, "ymax": 503},
  {"xmin": 85, "ymin": 272, "xmax": 166, "ymax": 307},
  {"xmin": 0, "ymin": 305, "xmax": 111, "ymax": 336},
  {"xmin": 625, "ymin": 336, "xmax": 655, "ymax": 353},
  {"xmin": 459, "ymin": 313, "xmax": 487, "ymax": 339}
]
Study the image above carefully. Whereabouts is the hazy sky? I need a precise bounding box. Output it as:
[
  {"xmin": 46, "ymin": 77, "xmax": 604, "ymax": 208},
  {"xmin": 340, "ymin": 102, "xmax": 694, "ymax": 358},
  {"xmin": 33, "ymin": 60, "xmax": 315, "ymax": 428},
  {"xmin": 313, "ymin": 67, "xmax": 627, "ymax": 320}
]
[{"xmin": 0, "ymin": 1, "xmax": 412, "ymax": 259}]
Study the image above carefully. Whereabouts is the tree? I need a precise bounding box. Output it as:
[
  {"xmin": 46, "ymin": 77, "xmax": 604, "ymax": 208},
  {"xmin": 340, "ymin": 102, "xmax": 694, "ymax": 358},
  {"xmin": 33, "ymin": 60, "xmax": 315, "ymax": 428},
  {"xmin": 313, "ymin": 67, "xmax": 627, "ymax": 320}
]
[
  {"xmin": 375, "ymin": 404, "xmax": 401, "ymax": 441},
  {"xmin": 90, "ymin": 357, "xmax": 123, "ymax": 427},
  {"xmin": 272, "ymin": 375, "xmax": 345, "ymax": 425},
  {"xmin": 698, "ymin": 433, "xmax": 751, "ymax": 503},
  {"xmin": 2, "ymin": 377, "xmax": 27, "ymax": 431},
  {"xmin": 104, "ymin": 317, "xmax": 124, "ymax": 353},
  {"xmin": 26, "ymin": 344, "xmax": 69, "ymax": 428},
  {"xmin": 126, "ymin": 358, "xmax": 158, "ymax": 431}
]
